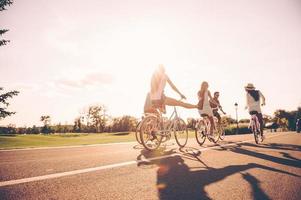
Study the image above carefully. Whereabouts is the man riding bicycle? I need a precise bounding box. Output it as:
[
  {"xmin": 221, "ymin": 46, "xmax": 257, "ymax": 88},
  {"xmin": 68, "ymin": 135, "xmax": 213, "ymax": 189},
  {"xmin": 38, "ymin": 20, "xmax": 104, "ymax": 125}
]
[
  {"xmin": 244, "ymin": 83, "xmax": 266, "ymax": 141},
  {"xmin": 209, "ymin": 91, "xmax": 226, "ymax": 124}
]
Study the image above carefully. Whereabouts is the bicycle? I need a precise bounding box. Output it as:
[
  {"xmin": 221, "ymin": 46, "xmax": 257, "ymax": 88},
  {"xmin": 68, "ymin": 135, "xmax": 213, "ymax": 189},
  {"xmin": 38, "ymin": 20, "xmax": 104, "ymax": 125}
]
[
  {"xmin": 195, "ymin": 115, "xmax": 221, "ymax": 145},
  {"xmin": 195, "ymin": 107, "xmax": 226, "ymax": 145},
  {"xmin": 249, "ymin": 113, "xmax": 263, "ymax": 144},
  {"xmin": 139, "ymin": 105, "xmax": 188, "ymax": 151}
]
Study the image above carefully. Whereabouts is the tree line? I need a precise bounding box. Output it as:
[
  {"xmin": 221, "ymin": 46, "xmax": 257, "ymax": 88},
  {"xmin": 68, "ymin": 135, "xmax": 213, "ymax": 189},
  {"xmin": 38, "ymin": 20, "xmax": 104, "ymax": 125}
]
[
  {"xmin": 0, "ymin": 86, "xmax": 300, "ymax": 134},
  {"xmin": 1, "ymin": 106, "xmax": 300, "ymax": 135},
  {"xmin": 0, "ymin": 105, "xmax": 139, "ymax": 134}
]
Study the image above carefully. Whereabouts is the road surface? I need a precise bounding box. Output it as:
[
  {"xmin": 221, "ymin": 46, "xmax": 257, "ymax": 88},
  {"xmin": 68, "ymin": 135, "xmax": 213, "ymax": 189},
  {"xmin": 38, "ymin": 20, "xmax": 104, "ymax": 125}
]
[{"xmin": 0, "ymin": 132, "xmax": 300, "ymax": 200}]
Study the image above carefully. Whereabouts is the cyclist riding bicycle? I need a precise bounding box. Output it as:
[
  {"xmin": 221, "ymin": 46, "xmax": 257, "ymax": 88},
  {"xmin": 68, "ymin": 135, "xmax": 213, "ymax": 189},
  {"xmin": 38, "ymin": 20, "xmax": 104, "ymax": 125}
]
[
  {"xmin": 209, "ymin": 91, "xmax": 226, "ymax": 124},
  {"xmin": 244, "ymin": 83, "xmax": 266, "ymax": 140},
  {"xmin": 146, "ymin": 64, "xmax": 197, "ymax": 113},
  {"xmin": 197, "ymin": 81, "xmax": 219, "ymax": 136}
]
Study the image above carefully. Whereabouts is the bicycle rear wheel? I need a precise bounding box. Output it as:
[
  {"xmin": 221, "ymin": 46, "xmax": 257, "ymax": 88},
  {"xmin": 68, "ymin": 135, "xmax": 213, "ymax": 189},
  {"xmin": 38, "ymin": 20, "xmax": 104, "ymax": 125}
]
[
  {"xmin": 219, "ymin": 124, "xmax": 226, "ymax": 140},
  {"xmin": 210, "ymin": 128, "xmax": 220, "ymax": 143},
  {"xmin": 140, "ymin": 115, "xmax": 163, "ymax": 151},
  {"xmin": 195, "ymin": 120, "xmax": 206, "ymax": 146},
  {"xmin": 173, "ymin": 118, "xmax": 188, "ymax": 148}
]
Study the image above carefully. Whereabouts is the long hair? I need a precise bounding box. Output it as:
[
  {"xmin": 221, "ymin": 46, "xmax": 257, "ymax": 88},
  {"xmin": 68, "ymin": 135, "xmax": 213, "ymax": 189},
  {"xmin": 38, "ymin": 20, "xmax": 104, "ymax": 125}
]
[
  {"xmin": 151, "ymin": 66, "xmax": 165, "ymax": 93},
  {"xmin": 198, "ymin": 81, "xmax": 208, "ymax": 99},
  {"xmin": 247, "ymin": 90, "xmax": 260, "ymax": 101}
]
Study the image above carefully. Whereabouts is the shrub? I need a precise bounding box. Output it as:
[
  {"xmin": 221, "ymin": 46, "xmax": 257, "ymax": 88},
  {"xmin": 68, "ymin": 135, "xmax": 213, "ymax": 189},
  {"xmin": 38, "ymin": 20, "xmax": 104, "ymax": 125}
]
[{"xmin": 224, "ymin": 123, "xmax": 251, "ymax": 135}]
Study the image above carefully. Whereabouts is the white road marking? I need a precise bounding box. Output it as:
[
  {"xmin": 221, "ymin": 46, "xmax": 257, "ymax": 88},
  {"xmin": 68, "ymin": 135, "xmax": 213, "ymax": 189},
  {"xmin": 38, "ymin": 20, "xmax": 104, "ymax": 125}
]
[
  {"xmin": 0, "ymin": 154, "xmax": 179, "ymax": 187},
  {"xmin": 0, "ymin": 133, "xmax": 289, "ymax": 187}
]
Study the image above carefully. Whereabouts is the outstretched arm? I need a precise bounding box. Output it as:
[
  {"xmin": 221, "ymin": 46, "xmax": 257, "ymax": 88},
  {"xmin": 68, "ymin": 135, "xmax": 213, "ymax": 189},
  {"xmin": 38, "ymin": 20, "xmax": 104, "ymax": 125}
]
[
  {"xmin": 259, "ymin": 91, "xmax": 266, "ymax": 106},
  {"xmin": 245, "ymin": 93, "xmax": 249, "ymax": 110},
  {"xmin": 166, "ymin": 76, "xmax": 186, "ymax": 99}
]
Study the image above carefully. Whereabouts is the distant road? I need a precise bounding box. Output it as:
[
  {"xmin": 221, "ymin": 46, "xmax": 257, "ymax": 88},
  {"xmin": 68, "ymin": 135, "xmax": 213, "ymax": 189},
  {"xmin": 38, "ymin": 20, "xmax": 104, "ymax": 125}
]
[{"xmin": 0, "ymin": 132, "xmax": 300, "ymax": 200}]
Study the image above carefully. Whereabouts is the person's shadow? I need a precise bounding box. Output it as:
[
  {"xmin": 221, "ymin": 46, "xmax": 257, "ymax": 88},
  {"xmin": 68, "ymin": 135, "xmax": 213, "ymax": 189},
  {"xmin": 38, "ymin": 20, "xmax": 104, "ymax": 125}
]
[{"xmin": 137, "ymin": 148, "xmax": 300, "ymax": 200}]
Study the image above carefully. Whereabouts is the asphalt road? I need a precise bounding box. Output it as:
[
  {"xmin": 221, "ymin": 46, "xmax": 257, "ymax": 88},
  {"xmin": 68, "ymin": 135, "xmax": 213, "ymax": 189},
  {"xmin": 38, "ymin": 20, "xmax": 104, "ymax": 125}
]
[{"xmin": 0, "ymin": 132, "xmax": 300, "ymax": 200}]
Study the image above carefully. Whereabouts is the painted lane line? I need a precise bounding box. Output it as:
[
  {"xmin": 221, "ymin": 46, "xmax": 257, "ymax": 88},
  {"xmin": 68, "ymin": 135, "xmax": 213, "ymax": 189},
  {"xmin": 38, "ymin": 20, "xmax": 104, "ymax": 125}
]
[
  {"xmin": 0, "ymin": 133, "xmax": 289, "ymax": 187},
  {"xmin": 0, "ymin": 154, "xmax": 179, "ymax": 187}
]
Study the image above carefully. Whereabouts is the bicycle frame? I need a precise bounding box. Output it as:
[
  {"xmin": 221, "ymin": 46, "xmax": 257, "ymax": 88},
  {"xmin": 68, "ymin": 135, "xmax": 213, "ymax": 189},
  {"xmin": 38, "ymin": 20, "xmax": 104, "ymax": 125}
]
[
  {"xmin": 157, "ymin": 106, "xmax": 179, "ymax": 137},
  {"xmin": 140, "ymin": 106, "xmax": 180, "ymax": 138}
]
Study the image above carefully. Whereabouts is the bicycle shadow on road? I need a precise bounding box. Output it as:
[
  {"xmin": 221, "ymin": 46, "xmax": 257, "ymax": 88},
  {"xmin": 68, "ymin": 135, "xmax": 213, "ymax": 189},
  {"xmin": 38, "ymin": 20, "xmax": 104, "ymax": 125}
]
[
  {"xmin": 241, "ymin": 142, "xmax": 301, "ymax": 152},
  {"xmin": 157, "ymin": 157, "xmax": 297, "ymax": 200},
  {"xmin": 137, "ymin": 147, "xmax": 300, "ymax": 200},
  {"xmin": 223, "ymin": 143, "xmax": 301, "ymax": 169},
  {"xmin": 136, "ymin": 148, "xmax": 177, "ymax": 168}
]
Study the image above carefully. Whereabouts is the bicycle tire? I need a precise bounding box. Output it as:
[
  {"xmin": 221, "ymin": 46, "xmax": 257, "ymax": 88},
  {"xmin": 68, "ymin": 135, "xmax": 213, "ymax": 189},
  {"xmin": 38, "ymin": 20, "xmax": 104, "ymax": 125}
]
[
  {"xmin": 253, "ymin": 128, "xmax": 259, "ymax": 144},
  {"xmin": 140, "ymin": 115, "xmax": 163, "ymax": 151},
  {"xmin": 219, "ymin": 124, "xmax": 226, "ymax": 140},
  {"xmin": 173, "ymin": 118, "xmax": 188, "ymax": 148},
  {"xmin": 210, "ymin": 129, "xmax": 220, "ymax": 143},
  {"xmin": 195, "ymin": 120, "xmax": 206, "ymax": 146}
]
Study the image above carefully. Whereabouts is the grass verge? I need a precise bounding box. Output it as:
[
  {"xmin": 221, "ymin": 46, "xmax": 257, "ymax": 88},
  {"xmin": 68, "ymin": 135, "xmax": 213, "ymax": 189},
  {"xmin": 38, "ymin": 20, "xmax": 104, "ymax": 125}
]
[{"xmin": 0, "ymin": 132, "xmax": 137, "ymax": 150}]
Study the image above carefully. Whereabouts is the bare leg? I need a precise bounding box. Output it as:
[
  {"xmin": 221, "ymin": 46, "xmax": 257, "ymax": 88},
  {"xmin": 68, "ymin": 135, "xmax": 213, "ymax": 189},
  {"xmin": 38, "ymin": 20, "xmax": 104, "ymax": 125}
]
[
  {"xmin": 165, "ymin": 97, "xmax": 198, "ymax": 109},
  {"xmin": 209, "ymin": 116, "xmax": 215, "ymax": 134}
]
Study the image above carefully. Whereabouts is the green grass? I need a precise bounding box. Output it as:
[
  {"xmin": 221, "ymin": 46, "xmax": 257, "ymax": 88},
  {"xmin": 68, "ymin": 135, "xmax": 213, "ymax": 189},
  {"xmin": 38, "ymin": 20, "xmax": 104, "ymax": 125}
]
[
  {"xmin": 0, "ymin": 131, "xmax": 199, "ymax": 149},
  {"xmin": 0, "ymin": 127, "xmax": 249, "ymax": 150},
  {"xmin": 0, "ymin": 132, "xmax": 137, "ymax": 150}
]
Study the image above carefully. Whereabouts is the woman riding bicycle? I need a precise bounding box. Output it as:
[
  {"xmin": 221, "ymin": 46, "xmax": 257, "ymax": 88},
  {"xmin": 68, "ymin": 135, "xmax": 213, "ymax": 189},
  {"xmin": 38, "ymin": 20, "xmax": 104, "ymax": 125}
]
[
  {"xmin": 147, "ymin": 64, "xmax": 197, "ymax": 113},
  {"xmin": 197, "ymin": 81, "xmax": 218, "ymax": 136},
  {"xmin": 244, "ymin": 83, "xmax": 266, "ymax": 139}
]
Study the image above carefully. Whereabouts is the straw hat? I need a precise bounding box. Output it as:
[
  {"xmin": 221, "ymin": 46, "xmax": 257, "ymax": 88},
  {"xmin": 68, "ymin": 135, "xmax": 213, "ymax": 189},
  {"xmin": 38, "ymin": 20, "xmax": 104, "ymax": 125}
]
[{"xmin": 245, "ymin": 83, "xmax": 255, "ymax": 90}]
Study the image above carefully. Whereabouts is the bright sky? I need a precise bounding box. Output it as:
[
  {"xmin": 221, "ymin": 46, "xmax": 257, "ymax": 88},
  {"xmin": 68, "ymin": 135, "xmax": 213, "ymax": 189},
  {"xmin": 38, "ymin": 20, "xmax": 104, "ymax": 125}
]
[{"xmin": 1, "ymin": 0, "xmax": 300, "ymax": 127}]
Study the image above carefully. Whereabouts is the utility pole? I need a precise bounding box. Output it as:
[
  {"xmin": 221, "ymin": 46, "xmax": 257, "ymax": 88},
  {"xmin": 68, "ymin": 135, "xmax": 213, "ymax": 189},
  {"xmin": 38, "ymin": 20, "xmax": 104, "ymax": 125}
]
[{"xmin": 235, "ymin": 103, "xmax": 239, "ymax": 134}]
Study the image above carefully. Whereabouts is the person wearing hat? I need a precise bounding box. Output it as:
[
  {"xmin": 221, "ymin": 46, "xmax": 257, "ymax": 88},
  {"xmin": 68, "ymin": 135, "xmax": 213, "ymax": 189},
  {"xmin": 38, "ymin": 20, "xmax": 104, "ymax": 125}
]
[{"xmin": 245, "ymin": 83, "xmax": 266, "ymax": 140}]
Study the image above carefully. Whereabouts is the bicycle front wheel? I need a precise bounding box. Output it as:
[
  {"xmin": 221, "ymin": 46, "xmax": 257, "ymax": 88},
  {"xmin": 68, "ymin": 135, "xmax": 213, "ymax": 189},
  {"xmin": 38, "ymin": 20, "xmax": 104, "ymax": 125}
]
[
  {"xmin": 135, "ymin": 121, "xmax": 142, "ymax": 144},
  {"xmin": 195, "ymin": 120, "xmax": 206, "ymax": 146},
  {"xmin": 173, "ymin": 118, "xmax": 188, "ymax": 148},
  {"xmin": 253, "ymin": 128, "xmax": 259, "ymax": 144},
  {"xmin": 140, "ymin": 115, "xmax": 163, "ymax": 151}
]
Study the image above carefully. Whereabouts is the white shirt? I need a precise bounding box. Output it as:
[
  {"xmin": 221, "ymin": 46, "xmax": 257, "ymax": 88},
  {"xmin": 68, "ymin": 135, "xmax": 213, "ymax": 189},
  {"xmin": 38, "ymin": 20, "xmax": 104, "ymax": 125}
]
[{"xmin": 246, "ymin": 90, "xmax": 265, "ymax": 113}]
